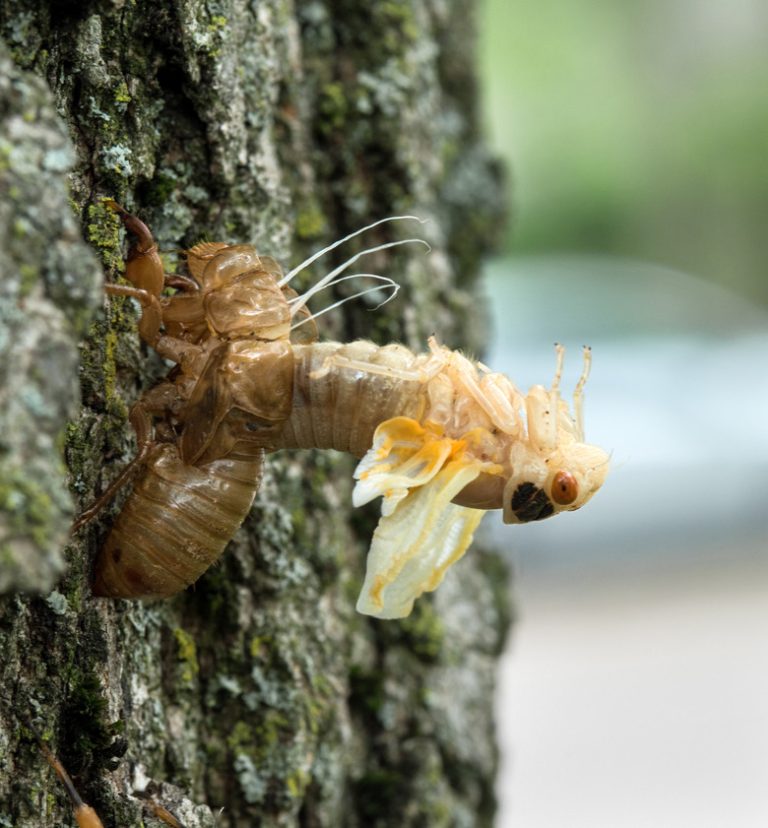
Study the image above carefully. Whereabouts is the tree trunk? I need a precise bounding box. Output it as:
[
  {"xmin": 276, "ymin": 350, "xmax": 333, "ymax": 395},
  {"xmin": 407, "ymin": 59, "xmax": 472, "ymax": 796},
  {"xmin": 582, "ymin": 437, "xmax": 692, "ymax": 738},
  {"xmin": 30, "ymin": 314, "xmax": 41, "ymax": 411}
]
[{"xmin": 0, "ymin": 2, "xmax": 509, "ymax": 826}]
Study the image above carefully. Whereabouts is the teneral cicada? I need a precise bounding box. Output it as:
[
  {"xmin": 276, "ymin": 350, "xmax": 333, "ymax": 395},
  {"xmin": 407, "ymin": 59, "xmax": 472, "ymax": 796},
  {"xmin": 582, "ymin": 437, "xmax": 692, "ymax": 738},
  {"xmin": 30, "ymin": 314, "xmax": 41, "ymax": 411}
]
[{"xmin": 77, "ymin": 204, "xmax": 609, "ymax": 619}]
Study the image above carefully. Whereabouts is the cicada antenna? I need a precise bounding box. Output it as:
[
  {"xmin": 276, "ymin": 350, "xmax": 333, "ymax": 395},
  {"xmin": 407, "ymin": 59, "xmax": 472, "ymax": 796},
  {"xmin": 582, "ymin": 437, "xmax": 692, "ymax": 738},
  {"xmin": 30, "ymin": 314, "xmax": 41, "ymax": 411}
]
[
  {"xmin": 290, "ymin": 273, "xmax": 400, "ymax": 331},
  {"xmin": 573, "ymin": 345, "xmax": 592, "ymax": 442},
  {"xmin": 279, "ymin": 215, "xmax": 428, "ymax": 287},
  {"xmin": 288, "ymin": 237, "xmax": 429, "ymax": 318}
]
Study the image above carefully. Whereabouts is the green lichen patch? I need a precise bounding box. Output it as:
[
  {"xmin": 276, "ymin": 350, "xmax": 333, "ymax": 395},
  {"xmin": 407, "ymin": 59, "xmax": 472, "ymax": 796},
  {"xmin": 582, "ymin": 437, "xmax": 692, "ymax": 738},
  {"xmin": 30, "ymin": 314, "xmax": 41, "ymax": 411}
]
[
  {"xmin": 85, "ymin": 200, "xmax": 122, "ymax": 273},
  {"xmin": 317, "ymin": 82, "xmax": 348, "ymax": 135},
  {"xmin": 294, "ymin": 200, "xmax": 326, "ymax": 240},
  {"xmin": 0, "ymin": 469, "xmax": 58, "ymax": 549},
  {"xmin": 173, "ymin": 627, "xmax": 200, "ymax": 684},
  {"xmin": 77, "ymin": 316, "xmax": 129, "ymax": 433}
]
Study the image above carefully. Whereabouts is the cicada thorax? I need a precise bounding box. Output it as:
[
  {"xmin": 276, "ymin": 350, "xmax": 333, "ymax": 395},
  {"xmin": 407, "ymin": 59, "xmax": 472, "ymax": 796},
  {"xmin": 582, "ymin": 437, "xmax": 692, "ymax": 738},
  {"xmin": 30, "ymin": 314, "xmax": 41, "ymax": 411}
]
[
  {"xmin": 183, "ymin": 240, "xmax": 318, "ymax": 342},
  {"xmin": 159, "ymin": 243, "xmax": 290, "ymax": 343},
  {"xmin": 178, "ymin": 337, "xmax": 295, "ymax": 466},
  {"xmin": 195, "ymin": 247, "xmax": 291, "ymax": 342}
]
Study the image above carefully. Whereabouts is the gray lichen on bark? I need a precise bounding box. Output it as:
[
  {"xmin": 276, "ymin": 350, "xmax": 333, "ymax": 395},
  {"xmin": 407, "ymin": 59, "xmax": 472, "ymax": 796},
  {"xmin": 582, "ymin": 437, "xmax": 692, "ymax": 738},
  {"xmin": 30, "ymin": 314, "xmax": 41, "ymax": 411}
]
[
  {"xmin": 0, "ymin": 1, "xmax": 509, "ymax": 826},
  {"xmin": 0, "ymin": 38, "xmax": 101, "ymax": 592}
]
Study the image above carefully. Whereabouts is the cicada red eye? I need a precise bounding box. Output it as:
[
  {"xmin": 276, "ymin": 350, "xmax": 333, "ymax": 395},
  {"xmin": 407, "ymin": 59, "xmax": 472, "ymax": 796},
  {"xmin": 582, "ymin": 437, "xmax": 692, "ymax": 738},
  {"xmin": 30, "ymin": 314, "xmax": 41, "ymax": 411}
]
[{"xmin": 551, "ymin": 470, "xmax": 578, "ymax": 505}]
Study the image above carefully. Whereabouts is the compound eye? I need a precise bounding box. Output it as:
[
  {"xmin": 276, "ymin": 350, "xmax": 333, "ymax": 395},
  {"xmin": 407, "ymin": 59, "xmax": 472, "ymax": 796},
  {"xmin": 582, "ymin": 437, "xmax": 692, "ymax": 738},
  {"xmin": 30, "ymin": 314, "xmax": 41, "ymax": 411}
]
[{"xmin": 551, "ymin": 470, "xmax": 578, "ymax": 505}]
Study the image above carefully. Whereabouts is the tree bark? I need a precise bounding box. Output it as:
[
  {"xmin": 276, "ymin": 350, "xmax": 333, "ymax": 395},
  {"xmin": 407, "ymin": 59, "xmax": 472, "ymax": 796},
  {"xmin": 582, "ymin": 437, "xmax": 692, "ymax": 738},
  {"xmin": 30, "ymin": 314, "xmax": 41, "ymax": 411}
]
[{"xmin": 0, "ymin": 2, "xmax": 509, "ymax": 826}]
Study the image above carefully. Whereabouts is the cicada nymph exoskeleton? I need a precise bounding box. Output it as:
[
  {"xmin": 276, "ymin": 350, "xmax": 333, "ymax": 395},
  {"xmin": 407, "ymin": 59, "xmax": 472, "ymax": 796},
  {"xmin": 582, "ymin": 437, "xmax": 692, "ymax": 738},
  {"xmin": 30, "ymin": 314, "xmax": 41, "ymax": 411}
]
[{"xmin": 77, "ymin": 203, "xmax": 609, "ymax": 618}]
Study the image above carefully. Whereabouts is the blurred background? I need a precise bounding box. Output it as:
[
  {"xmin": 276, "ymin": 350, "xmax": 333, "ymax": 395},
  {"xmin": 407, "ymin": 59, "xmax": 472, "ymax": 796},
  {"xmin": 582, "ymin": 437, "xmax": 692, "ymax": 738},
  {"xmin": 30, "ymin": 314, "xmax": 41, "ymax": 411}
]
[{"xmin": 477, "ymin": 0, "xmax": 768, "ymax": 825}]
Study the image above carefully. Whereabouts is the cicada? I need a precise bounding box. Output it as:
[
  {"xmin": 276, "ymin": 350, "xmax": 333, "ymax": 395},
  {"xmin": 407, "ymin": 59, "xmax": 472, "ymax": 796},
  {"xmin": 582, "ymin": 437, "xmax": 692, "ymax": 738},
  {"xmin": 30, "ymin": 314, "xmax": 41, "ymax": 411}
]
[{"xmin": 78, "ymin": 204, "xmax": 609, "ymax": 619}]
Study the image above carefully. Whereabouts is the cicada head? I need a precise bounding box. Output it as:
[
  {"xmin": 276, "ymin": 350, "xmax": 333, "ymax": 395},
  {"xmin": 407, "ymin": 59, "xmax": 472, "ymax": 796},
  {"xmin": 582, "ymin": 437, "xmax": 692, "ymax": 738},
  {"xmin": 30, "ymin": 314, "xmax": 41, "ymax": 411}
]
[{"xmin": 501, "ymin": 345, "xmax": 609, "ymax": 525}]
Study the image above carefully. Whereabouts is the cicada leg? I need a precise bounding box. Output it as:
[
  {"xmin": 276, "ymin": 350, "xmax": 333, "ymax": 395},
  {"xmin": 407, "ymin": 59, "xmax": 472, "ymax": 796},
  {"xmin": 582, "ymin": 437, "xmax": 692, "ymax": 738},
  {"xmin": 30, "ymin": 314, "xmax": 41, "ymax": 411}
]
[
  {"xmin": 105, "ymin": 200, "xmax": 164, "ymax": 298},
  {"xmin": 105, "ymin": 282, "xmax": 164, "ymax": 347},
  {"xmin": 143, "ymin": 799, "xmax": 188, "ymax": 828},
  {"xmin": 309, "ymin": 348, "xmax": 447, "ymax": 383},
  {"xmin": 105, "ymin": 282, "xmax": 205, "ymax": 366},
  {"xmin": 164, "ymin": 272, "xmax": 200, "ymax": 292},
  {"xmin": 72, "ymin": 375, "xmax": 189, "ymax": 533},
  {"xmin": 572, "ymin": 345, "xmax": 592, "ymax": 442}
]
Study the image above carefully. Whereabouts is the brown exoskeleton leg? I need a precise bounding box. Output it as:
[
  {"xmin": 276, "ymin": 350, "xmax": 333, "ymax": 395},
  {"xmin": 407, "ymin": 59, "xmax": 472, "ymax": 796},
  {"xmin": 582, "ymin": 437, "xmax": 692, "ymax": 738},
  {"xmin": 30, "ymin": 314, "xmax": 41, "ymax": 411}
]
[
  {"xmin": 105, "ymin": 283, "xmax": 164, "ymax": 347},
  {"xmin": 104, "ymin": 283, "xmax": 205, "ymax": 366},
  {"xmin": 164, "ymin": 272, "xmax": 200, "ymax": 292},
  {"xmin": 143, "ymin": 799, "xmax": 188, "ymax": 828},
  {"xmin": 106, "ymin": 200, "xmax": 188, "ymax": 344},
  {"xmin": 72, "ymin": 372, "xmax": 195, "ymax": 532},
  {"xmin": 72, "ymin": 399, "xmax": 158, "ymax": 532},
  {"xmin": 105, "ymin": 200, "xmax": 165, "ymax": 297}
]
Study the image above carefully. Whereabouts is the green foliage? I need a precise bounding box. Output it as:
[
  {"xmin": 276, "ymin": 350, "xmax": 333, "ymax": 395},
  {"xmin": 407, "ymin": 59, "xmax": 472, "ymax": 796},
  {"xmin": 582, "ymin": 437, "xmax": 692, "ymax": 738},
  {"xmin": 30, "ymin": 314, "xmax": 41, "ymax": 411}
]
[{"xmin": 481, "ymin": 0, "xmax": 768, "ymax": 302}]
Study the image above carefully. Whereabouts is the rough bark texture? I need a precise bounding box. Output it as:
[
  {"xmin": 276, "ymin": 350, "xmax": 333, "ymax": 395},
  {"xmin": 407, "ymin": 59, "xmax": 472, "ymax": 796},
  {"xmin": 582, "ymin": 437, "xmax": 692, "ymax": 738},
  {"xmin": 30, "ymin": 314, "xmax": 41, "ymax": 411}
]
[{"xmin": 0, "ymin": 2, "xmax": 509, "ymax": 826}]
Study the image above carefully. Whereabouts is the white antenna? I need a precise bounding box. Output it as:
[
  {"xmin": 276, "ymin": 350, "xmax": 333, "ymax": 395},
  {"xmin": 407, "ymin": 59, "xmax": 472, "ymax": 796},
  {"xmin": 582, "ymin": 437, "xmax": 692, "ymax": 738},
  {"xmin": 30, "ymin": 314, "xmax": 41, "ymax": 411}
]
[
  {"xmin": 278, "ymin": 215, "xmax": 427, "ymax": 287},
  {"xmin": 573, "ymin": 345, "xmax": 592, "ymax": 441}
]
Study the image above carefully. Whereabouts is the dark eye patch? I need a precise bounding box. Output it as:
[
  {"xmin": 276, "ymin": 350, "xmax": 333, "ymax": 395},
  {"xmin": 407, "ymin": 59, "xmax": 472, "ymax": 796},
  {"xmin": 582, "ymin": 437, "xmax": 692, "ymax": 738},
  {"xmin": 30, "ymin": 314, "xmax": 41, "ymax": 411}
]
[{"xmin": 511, "ymin": 482, "xmax": 555, "ymax": 522}]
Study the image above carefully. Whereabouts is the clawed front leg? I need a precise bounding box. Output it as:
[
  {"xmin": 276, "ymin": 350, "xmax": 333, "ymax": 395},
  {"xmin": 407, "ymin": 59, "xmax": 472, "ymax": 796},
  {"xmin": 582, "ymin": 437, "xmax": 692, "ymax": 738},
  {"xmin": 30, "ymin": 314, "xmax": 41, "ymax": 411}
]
[
  {"xmin": 105, "ymin": 200, "xmax": 165, "ymax": 296},
  {"xmin": 105, "ymin": 283, "xmax": 163, "ymax": 346},
  {"xmin": 104, "ymin": 283, "xmax": 204, "ymax": 367}
]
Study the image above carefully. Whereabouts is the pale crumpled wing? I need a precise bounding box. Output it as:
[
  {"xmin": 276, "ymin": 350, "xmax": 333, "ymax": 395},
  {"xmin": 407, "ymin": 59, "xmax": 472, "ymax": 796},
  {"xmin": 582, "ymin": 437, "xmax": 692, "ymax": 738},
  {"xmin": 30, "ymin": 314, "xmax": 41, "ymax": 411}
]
[
  {"xmin": 353, "ymin": 416, "xmax": 456, "ymax": 517},
  {"xmin": 352, "ymin": 417, "xmax": 488, "ymax": 619}
]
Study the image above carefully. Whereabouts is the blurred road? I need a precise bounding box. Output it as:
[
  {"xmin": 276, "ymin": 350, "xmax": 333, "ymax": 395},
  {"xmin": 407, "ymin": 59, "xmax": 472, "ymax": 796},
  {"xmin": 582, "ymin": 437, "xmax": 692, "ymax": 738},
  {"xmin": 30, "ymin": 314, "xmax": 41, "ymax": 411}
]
[
  {"xmin": 484, "ymin": 256, "xmax": 768, "ymax": 827},
  {"xmin": 495, "ymin": 553, "xmax": 768, "ymax": 828}
]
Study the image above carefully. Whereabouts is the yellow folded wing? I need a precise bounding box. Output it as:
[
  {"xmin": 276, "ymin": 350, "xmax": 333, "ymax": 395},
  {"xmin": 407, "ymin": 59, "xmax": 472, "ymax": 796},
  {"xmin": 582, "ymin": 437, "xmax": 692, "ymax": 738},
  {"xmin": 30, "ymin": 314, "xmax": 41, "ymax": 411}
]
[{"xmin": 352, "ymin": 417, "xmax": 491, "ymax": 619}]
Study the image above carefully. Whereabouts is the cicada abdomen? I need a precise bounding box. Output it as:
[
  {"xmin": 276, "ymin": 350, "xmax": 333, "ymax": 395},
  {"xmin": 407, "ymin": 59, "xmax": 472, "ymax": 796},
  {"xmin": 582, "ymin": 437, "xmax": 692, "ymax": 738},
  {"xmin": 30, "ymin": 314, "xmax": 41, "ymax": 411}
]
[
  {"xmin": 93, "ymin": 444, "xmax": 264, "ymax": 599},
  {"xmin": 278, "ymin": 341, "xmax": 430, "ymax": 456}
]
